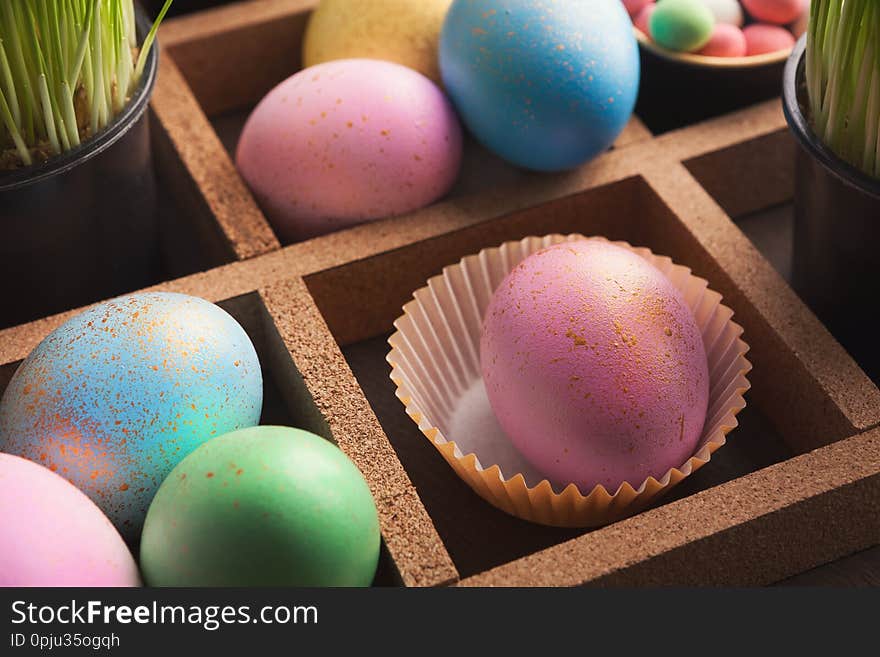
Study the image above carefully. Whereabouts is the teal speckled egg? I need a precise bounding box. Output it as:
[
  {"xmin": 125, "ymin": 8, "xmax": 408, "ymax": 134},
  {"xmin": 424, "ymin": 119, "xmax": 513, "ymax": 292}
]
[
  {"xmin": 0, "ymin": 292, "xmax": 262, "ymax": 541},
  {"xmin": 140, "ymin": 426, "xmax": 381, "ymax": 587},
  {"xmin": 440, "ymin": 0, "xmax": 639, "ymax": 171},
  {"xmin": 650, "ymin": 0, "xmax": 716, "ymax": 52}
]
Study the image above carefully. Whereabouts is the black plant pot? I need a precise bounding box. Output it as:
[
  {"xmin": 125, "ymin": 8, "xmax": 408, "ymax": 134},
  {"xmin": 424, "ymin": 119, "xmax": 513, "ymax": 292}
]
[
  {"xmin": 0, "ymin": 15, "xmax": 160, "ymax": 330},
  {"xmin": 635, "ymin": 33, "xmax": 789, "ymax": 134},
  {"xmin": 783, "ymin": 37, "xmax": 880, "ymax": 380}
]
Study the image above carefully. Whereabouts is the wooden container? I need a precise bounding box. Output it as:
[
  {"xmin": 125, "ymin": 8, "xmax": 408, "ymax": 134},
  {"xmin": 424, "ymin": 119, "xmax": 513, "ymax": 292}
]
[{"xmin": 1, "ymin": 0, "xmax": 877, "ymax": 587}]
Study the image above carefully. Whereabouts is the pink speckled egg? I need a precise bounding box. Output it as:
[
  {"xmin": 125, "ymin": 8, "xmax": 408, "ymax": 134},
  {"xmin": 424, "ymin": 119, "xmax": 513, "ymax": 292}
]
[
  {"xmin": 697, "ymin": 24, "xmax": 747, "ymax": 57},
  {"xmin": 480, "ymin": 241, "xmax": 710, "ymax": 493},
  {"xmin": 236, "ymin": 59, "xmax": 463, "ymax": 242},
  {"xmin": 743, "ymin": 23, "xmax": 795, "ymax": 56},
  {"xmin": 634, "ymin": 3, "xmax": 656, "ymax": 35},
  {"xmin": 741, "ymin": 0, "xmax": 803, "ymax": 26},
  {"xmin": 0, "ymin": 453, "xmax": 140, "ymax": 586}
]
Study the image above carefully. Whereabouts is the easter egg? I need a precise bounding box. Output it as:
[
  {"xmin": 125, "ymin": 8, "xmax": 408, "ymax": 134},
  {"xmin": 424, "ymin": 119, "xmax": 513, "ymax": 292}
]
[
  {"xmin": 650, "ymin": 0, "xmax": 715, "ymax": 52},
  {"xmin": 439, "ymin": 0, "xmax": 639, "ymax": 171},
  {"xmin": 790, "ymin": 3, "xmax": 810, "ymax": 38},
  {"xmin": 700, "ymin": 0, "xmax": 744, "ymax": 27},
  {"xmin": 140, "ymin": 426, "xmax": 381, "ymax": 587},
  {"xmin": 303, "ymin": 0, "xmax": 453, "ymax": 85},
  {"xmin": 0, "ymin": 453, "xmax": 140, "ymax": 586},
  {"xmin": 236, "ymin": 59, "xmax": 462, "ymax": 242},
  {"xmin": 624, "ymin": 0, "xmax": 653, "ymax": 18},
  {"xmin": 743, "ymin": 23, "xmax": 795, "ymax": 55},
  {"xmin": 741, "ymin": 0, "xmax": 804, "ymax": 26},
  {"xmin": 0, "ymin": 292, "xmax": 262, "ymax": 540},
  {"xmin": 634, "ymin": 3, "xmax": 657, "ymax": 36},
  {"xmin": 697, "ymin": 23, "xmax": 747, "ymax": 57},
  {"xmin": 480, "ymin": 241, "xmax": 710, "ymax": 493}
]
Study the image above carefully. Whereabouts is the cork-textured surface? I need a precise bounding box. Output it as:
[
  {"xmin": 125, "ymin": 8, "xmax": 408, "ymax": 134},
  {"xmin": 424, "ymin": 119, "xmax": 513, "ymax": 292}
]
[
  {"xmin": 258, "ymin": 280, "xmax": 458, "ymax": 587},
  {"xmin": 151, "ymin": 50, "xmax": 279, "ymax": 259},
  {"xmin": 640, "ymin": 162, "xmax": 880, "ymax": 448},
  {"xmin": 458, "ymin": 428, "xmax": 880, "ymax": 587},
  {"xmin": 684, "ymin": 129, "xmax": 795, "ymax": 219},
  {"xmin": 160, "ymin": 0, "xmax": 316, "ymax": 116},
  {"xmin": 1, "ymin": 1, "xmax": 878, "ymax": 586}
]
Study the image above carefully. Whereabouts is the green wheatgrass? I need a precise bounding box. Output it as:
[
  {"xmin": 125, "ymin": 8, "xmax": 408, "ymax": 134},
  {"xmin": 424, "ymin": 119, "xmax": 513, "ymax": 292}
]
[
  {"xmin": 807, "ymin": 0, "xmax": 880, "ymax": 178},
  {"xmin": 0, "ymin": 0, "xmax": 172, "ymax": 168}
]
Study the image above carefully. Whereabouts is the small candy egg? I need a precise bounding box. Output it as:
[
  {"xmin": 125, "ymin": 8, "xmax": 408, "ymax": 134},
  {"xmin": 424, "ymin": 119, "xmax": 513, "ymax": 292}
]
[
  {"xmin": 303, "ymin": 0, "xmax": 453, "ymax": 85},
  {"xmin": 140, "ymin": 426, "xmax": 381, "ymax": 587},
  {"xmin": 650, "ymin": 0, "xmax": 715, "ymax": 53},
  {"xmin": 480, "ymin": 241, "xmax": 710, "ymax": 493},
  {"xmin": 790, "ymin": 2, "xmax": 810, "ymax": 38},
  {"xmin": 237, "ymin": 59, "xmax": 462, "ymax": 242},
  {"xmin": 440, "ymin": 0, "xmax": 639, "ymax": 171},
  {"xmin": 0, "ymin": 453, "xmax": 140, "ymax": 586},
  {"xmin": 743, "ymin": 23, "xmax": 796, "ymax": 56},
  {"xmin": 624, "ymin": 0, "xmax": 653, "ymax": 18},
  {"xmin": 697, "ymin": 23, "xmax": 747, "ymax": 57},
  {"xmin": 634, "ymin": 3, "xmax": 657, "ymax": 36},
  {"xmin": 700, "ymin": 0, "xmax": 744, "ymax": 26},
  {"xmin": 0, "ymin": 292, "xmax": 263, "ymax": 540},
  {"xmin": 741, "ymin": 0, "xmax": 804, "ymax": 26}
]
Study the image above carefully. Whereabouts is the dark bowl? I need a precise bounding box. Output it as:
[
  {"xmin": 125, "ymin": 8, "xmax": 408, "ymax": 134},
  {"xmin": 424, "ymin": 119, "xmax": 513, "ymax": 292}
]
[{"xmin": 635, "ymin": 28, "xmax": 792, "ymax": 133}]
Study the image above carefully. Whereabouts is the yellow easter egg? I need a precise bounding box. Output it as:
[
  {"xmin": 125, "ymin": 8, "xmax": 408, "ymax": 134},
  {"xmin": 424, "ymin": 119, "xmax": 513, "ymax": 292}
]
[{"xmin": 303, "ymin": 0, "xmax": 453, "ymax": 85}]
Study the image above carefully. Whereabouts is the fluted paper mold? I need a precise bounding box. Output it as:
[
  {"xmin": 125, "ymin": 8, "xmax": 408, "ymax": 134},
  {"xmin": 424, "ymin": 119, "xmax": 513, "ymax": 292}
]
[{"xmin": 387, "ymin": 235, "xmax": 752, "ymax": 528}]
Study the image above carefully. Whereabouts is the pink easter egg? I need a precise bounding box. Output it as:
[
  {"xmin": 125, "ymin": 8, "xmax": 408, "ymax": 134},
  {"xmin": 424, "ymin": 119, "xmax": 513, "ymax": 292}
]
[
  {"xmin": 741, "ymin": 0, "xmax": 803, "ymax": 26},
  {"xmin": 743, "ymin": 23, "xmax": 795, "ymax": 56},
  {"xmin": 634, "ymin": 3, "xmax": 656, "ymax": 36},
  {"xmin": 480, "ymin": 241, "xmax": 710, "ymax": 493},
  {"xmin": 624, "ymin": 0, "xmax": 653, "ymax": 18},
  {"xmin": 697, "ymin": 23, "xmax": 747, "ymax": 57},
  {"xmin": 0, "ymin": 453, "xmax": 140, "ymax": 586},
  {"xmin": 236, "ymin": 59, "xmax": 463, "ymax": 242}
]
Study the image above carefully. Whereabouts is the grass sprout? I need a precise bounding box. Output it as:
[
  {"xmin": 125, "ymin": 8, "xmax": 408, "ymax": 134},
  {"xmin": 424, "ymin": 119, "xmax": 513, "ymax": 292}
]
[
  {"xmin": 807, "ymin": 0, "xmax": 880, "ymax": 178},
  {"xmin": 0, "ymin": 0, "xmax": 172, "ymax": 168}
]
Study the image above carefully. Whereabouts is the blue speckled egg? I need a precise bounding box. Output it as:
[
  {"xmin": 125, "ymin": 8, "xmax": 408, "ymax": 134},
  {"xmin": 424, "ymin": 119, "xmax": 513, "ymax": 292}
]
[
  {"xmin": 0, "ymin": 292, "xmax": 262, "ymax": 541},
  {"xmin": 439, "ymin": 0, "xmax": 640, "ymax": 171}
]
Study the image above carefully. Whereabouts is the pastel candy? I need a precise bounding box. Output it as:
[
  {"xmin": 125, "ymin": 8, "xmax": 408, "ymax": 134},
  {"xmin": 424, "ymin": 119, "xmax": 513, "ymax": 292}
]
[
  {"xmin": 743, "ymin": 23, "xmax": 795, "ymax": 55},
  {"xmin": 697, "ymin": 23, "xmax": 747, "ymax": 57},
  {"xmin": 650, "ymin": 0, "xmax": 715, "ymax": 52},
  {"xmin": 634, "ymin": 3, "xmax": 657, "ymax": 35},
  {"xmin": 624, "ymin": 0, "xmax": 653, "ymax": 17},
  {"xmin": 700, "ymin": 0, "xmax": 744, "ymax": 26},
  {"xmin": 791, "ymin": 3, "xmax": 810, "ymax": 38},
  {"xmin": 741, "ymin": 0, "xmax": 805, "ymax": 26}
]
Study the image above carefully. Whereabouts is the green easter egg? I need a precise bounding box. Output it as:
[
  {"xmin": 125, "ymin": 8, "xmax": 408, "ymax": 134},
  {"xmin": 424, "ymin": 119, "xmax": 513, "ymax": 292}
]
[
  {"xmin": 650, "ymin": 0, "xmax": 715, "ymax": 52},
  {"xmin": 140, "ymin": 426, "xmax": 380, "ymax": 587}
]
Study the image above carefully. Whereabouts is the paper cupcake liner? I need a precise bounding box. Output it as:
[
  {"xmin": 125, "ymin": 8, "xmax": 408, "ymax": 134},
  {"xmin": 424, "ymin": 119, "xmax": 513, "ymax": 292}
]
[{"xmin": 387, "ymin": 235, "xmax": 752, "ymax": 528}]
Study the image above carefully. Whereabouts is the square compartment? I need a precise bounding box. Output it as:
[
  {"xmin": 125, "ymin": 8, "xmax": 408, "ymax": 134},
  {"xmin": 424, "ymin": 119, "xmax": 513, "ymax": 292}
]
[
  {"xmin": 300, "ymin": 175, "xmax": 878, "ymax": 583},
  {"xmin": 156, "ymin": 0, "xmax": 654, "ymax": 248},
  {"xmin": 683, "ymin": 127, "xmax": 880, "ymax": 385},
  {"xmin": 1, "ymin": 2, "xmax": 875, "ymax": 587},
  {"xmin": 0, "ymin": 291, "xmax": 398, "ymax": 586}
]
